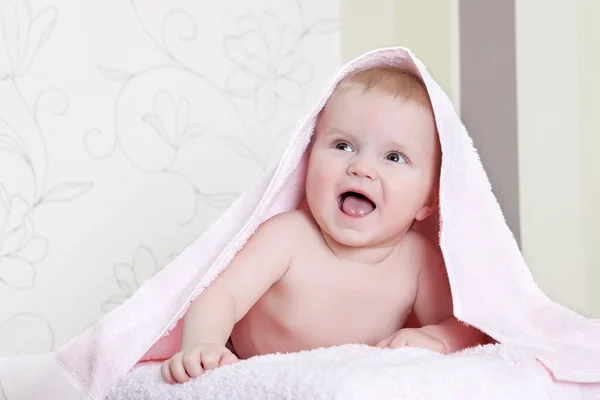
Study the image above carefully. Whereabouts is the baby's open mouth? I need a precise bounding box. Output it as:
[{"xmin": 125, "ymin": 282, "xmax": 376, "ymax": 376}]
[{"xmin": 338, "ymin": 191, "xmax": 376, "ymax": 217}]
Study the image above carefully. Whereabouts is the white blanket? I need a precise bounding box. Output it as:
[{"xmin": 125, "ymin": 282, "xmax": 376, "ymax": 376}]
[{"xmin": 108, "ymin": 344, "xmax": 595, "ymax": 400}]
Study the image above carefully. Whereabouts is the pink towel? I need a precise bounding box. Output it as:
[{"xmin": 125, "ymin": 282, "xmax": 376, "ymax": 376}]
[{"xmin": 0, "ymin": 46, "xmax": 599, "ymax": 400}]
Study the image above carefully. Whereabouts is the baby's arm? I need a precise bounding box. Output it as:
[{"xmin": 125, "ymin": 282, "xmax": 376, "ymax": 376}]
[
  {"xmin": 409, "ymin": 235, "xmax": 487, "ymax": 353},
  {"xmin": 163, "ymin": 213, "xmax": 295, "ymax": 383},
  {"xmin": 377, "ymin": 233, "xmax": 486, "ymax": 354},
  {"xmin": 182, "ymin": 213, "xmax": 294, "ymax": 347}
]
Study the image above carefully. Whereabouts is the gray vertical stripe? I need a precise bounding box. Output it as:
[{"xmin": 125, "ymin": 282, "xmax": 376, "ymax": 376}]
[{"xmin": 459, "ymin": 0, "xmax": 520, "ymax": 244}]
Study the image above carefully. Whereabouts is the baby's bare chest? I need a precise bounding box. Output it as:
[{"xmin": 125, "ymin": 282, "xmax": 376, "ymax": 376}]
[{"xmin": 255, "ymin": 256, "xmax": 418, "ymax": 345}]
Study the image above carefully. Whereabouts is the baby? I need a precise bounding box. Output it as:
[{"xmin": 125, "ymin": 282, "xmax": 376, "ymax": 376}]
[{"xmin": 161, "ymin": 66, "xmax": 487, "ymax": 384}]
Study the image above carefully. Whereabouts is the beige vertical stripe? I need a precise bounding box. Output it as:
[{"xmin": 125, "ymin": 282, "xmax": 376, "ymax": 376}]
[
  {"xmin": 515, "ymin": 0, "xmax": 588, "ymax": 315},
  {"xmin": 340, "ymin": 1, "xmax": 458, "ymax": 105},
  {"xmin": 578, "ymin": 0, "xmax": 600, "ymax": 317},
  {"xmin": 340, "ymin": 0, "xmax": 397, "ymax": 63},
  {"xmin": 394, "ymin": 0, "xmax": 456, "ymax": 103}
]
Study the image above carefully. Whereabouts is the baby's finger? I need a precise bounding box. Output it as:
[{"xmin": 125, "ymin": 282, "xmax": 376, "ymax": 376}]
[
  {"xmin": 427, "ymin": 337, "xmax": 448, "ymax": 354},
  {"xmin": 376, "ymin": 334, "xmax": 395, "ymax": 348},
  {"xmin": 182, "ymin": 348, "xmax": 204, "ymax": 378},
  {"xmin": 169, "ymin": 352, "xmax": 190, "ymax": 383},
  {"xmin": 389, "ymin": 335, "xmax": 409, "ymax": 349},
  {"xmin": 417, "ymin": 328, "xmax": 449, "ymax": 354},
  {"xmin": 200, "ymin": 348, "xmax": 221, "ymax": 371},
  {"xmin": 161, "ymin": 360, "xmax": 175, "ymax": 384},
  {"xmin": 219, "ymin": 349, "xmax": 239, "ymax": 366}
]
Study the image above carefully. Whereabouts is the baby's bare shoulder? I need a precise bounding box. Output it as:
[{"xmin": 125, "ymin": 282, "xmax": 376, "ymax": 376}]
[
  {"xmin": 256, "ymin": 209, "xmax": 315, "ymax": 243},
  {"xmin": 261, "ymin": 209, "xmax": 314, "ymax": 230},
  {"xmin": 403, "ymin": 230, "xmax": 445, "ymax": 276},
  {"xmin": 407, "ymin": 228, "xmax": 440, "ymax": 254}
]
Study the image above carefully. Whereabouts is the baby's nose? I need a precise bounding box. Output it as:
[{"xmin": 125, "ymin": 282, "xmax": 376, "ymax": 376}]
[{"xmin": 347, "ymin": 162, "xmax": 377, "ymax": 180}]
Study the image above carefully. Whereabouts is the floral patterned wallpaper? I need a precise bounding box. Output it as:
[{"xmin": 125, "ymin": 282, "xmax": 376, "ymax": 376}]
[{"xmin": 0, "ymin": 0, "xmax": 339, "ymax": 355}]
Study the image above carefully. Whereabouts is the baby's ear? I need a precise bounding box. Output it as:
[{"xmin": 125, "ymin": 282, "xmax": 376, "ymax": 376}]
[
  {"xmin": 415, "ymin": 190, "xmax": 439, "ymax": 221},
  {"xmin": 415, "ymin": 203, "xmax": 436, "ymax": 221}
]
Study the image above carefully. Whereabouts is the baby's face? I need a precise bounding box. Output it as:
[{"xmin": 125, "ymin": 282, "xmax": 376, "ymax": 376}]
[{"xmin": 305, "ymin": 86, "xmax": 440, "ymax": 247}]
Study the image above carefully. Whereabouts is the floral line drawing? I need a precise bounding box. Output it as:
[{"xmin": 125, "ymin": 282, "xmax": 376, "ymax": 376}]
[
  {"xmin": 33, "ymin": 87, "xmax": 70, "ymax": 124},
  {"xmin": 219, "ymin": 11, "xmax": 338, "ymax": 172},
  {"xmin": 0, "ymin": 184, "xmax": 48, "ymax": 289},
  {"xmin": 83, "ymin": 3, "xmax": 338, "ymax": 229},
  {"xmin": 82, "ymin": 2, "xmax": 254, "ymax": 225},
  {"xmin": 161, "ymin": 170, "xmax": 239, "ymax": 226},
  {"xmin": 142, "ymin": 90, "xmax": 207, "ymax": 150},
  {"xmin": 0, "ymin": 2, "xmax": 58, "ymax": 81},
  {"xmin": 101, "ymin": 245, "xmax": 176, "ymax": 313},
  {"xmin": 0, "ymin": 0, "xmax": 93, "ymax": 290},
  {"xmin": 83, "ymin": 64, "xmax": 241, "ymax": 225},
  {"xmin": 0, "ymin": 313, "xmax": 55, "ymax": 355},
  {"xmin": 223, "ymin": 12, "xmax": 338, "ymax": 122}
]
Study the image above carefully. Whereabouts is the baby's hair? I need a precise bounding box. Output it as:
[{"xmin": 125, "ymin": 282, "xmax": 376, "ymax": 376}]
[{"xmin": 336, "ymin": 66, "xmax": 432, "ymax": 110}]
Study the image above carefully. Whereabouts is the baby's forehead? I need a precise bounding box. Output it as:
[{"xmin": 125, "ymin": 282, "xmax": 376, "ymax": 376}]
[
  {"xmin": 315, "ymin": 89, "xmax": 438, "ymax": 148},
  {"xmin": 320, "ymin": 87, "xmax": 434, "ymax": 125}
]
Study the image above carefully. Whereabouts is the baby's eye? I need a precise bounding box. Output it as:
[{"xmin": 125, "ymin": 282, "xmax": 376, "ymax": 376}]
[
  {"xmin": 386, "ymin": 152, "xmax": 407, "ymax": 163},
  {"xmin": 335, "ymin": 142, "xmax": 353, "ymax": 151}
]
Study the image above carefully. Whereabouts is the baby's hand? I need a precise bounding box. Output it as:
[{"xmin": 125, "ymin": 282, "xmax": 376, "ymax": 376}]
[
  {"xmin": 161, "ymin": 343, "xmax": 239, "ymax": 384},
  {"xmin": 376, "ymin": 328, "xmax": 448, "ymax": 354}
]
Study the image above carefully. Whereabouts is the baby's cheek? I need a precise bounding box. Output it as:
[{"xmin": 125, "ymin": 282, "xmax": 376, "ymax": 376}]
[
  {"xmin": 308, "ymin": 163, "xmax": 334, "ymax": 189},
  {"xmin": 390, "ymin": 175, "xmax": 427, "ymax": 199},
  {"xmin": 305, "ymin": 174, "xmax": 330, "ymax": 207}
]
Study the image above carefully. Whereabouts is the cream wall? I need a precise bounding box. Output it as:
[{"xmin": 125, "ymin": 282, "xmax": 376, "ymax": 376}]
[
  {"xmin": 341, "ymin": 0, "xmax": 599, "ymax": 317},
  {"xmin": 340, "ymin": 0, "xmax": 460, "ymax": 108},
  {"xmin": 516, "ymin": 0, "xmax": 598, "ymax": 317},
  {"xmin": 579, "ymin": 0, "xmax": 600, "ymax": 317}
]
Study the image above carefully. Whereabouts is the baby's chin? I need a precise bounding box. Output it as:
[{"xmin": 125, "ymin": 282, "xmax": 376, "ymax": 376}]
[
  {"xmin": 333, "ymin": 235, "xmax": 372, "ymax": 248},
  {"xmin": 325, "ymin": 227, "xmax": 401, "ymax": 249}
]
